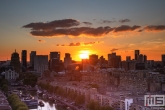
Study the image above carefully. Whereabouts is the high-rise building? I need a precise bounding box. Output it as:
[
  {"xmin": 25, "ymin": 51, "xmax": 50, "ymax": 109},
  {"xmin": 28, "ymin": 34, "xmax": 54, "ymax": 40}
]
[
  {"xmin": 108, "ymin": 53, "xmax": 116, "ymax": 66},
  {"xmin": 139, "ymin": 54, "xmax": 144, "ymax": 62},
  {"xmin": 11, "ymin": 49, "xmax": 20, "ymax": 73},
  {"xmin": 108, "ymin": 53, "xmax": 121, "ymax": 68},
  {"xmin": 49, "ymin": 52, "xmax": 60, "ymax": 60},
  {"xmin": 143, "ymin": 55, "xmax": 147, "ymax": 62},
  {"xmin": 89, "ymin": 54, "xmax": 98, "ymax": 65},
  {"xmin": 126, "ymin": 56, "xmax": 131, "ymax": 62},
  {"xmin": 34, "ymin": 55, "xmax": 48, "ymax": 76},
  {"xmin": 30, "ymin": 51, "xmax": 36, "ymax": 68},
  {"xmin": 21, "ymin": 50, "xmax": 27, "ymax": 68},
  {"xmin": 162, "ymin": 54, "xmax": 165, "ymax": 66},
  {"xmin": 49, "ymin": 52, "xmax": 61, "ymax": 71},
  {"xmin": 99, "ymin": 56, "xmax": 106, "ymax": 66},
  {"xmin": 135, "ymin": 50, "xmax": 140, "ymax": 61},
  {"xmin": 64, "ymin": 53, "xmax": 72, "ymax": 69}
]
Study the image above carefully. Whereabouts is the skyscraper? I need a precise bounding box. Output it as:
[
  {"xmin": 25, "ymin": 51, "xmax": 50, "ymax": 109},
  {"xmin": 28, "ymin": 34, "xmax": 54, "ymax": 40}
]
[
  {"xmin": 162, "ymin": 54, "xmax": 165, "ymax": 66},
  {"xmin": 21, "ymin": 50, "xmax": 27, "ymax": 68},
  {"xmin": 34, "ymin": 55, "xmax": 48, "ymax": 76},
  {"xmin": 64, "ymin": 53, "xmax": 72, "ymax": 69},
  {"xmin": 89, "ymin": 54, "xmax": 98, "ymax": 65},
  {"xmin": 135, "ymin": 50, "xmax": 140, "ymax": 61},
  {"xmin": 49, "ymin": 52, "xmax": 60, "ymax": 60},
  {"xmin": 30, "ymin": 51, "xmax": 36, "ymax": 68},
  {"xmin": 139, "ymin": 54, "xmax": 144, "ymax": 62},
  {"xmin": 49, "ymin": 52, "xmax": 60, "ymax": 71},
  {"xmin": 108, "ymin": 53, "xmax": 121, "ymax": 68},
  {"xmin": 126, "ymin": 56, "xmax": 131, "ymax": 62},
  {"xmin": 143, "ymin": 55, "xmax": 147, "ymax": 62},
  {"xmin": 11, "ymin": 49, "xmax": 20, "ymax": 73}
]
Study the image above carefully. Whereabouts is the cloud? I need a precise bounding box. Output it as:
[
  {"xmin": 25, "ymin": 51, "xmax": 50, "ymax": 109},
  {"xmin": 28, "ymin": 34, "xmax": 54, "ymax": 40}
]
[
  {"xmin": 119, "ymin": 19, "xmax": 131, "ymax": 23},
  {"xmin": 56, "ymin": 41, "xmax": 104, "ymax": 46},
  {"xmin": 143, "ymin": 25, "xmax": 165, "ymax": 32},
  {"xmin": 38, "ymin": 40, "xmax": 45, "ymax": 43},
  {"xmin": 101, "ymin": 20, "xmax": 115, "ymax": 24},
  {"xmin": 82, "ymin": 22, "xmax": 92, "ymax": 25},
  {"xmin": 30, "ymin": 26, "xmax": 113, "ymax": 37},
  {"xmin": 23, "ymin": 19, "xmax": 80, "ymax": 30},
  {"xmin": 113, "ymin": 25, "xmax": 141, "ymax": 32},
  {"xmin": 23, "ymin": 19, "xmax": 165, "ymax": 38},
  {"xmin": 111, "ymin": 48, "xmax": 118, "ymax": 52}
]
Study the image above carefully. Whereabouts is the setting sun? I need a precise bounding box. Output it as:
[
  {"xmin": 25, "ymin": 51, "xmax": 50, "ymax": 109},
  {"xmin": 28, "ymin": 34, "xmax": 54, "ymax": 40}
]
[{"xmin": 79, "ymin": 50, "xmax": 90, "ymax": 59}]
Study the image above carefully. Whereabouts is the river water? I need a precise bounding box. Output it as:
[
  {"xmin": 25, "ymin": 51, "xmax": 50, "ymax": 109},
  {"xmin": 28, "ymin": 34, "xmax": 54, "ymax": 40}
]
[{"xmin": 28, "ymin": 91, "xmax": 67, "ymax": 110}]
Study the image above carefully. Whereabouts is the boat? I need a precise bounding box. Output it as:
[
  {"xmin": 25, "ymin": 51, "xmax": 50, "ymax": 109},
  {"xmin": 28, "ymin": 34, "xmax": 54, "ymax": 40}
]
[
  {"xmin": 38, "ymin": 101, "xmax": 44, "ymax": 107},
  {"xmin": 23, "ymin": 99, "xmax": 38, "ymax": 108}
]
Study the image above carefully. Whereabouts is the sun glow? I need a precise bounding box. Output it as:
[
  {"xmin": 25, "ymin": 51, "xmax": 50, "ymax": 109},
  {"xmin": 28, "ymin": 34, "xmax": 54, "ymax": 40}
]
[{"xmin": 79, "ymin": 50, "xmax": 90, "ymax": 59}]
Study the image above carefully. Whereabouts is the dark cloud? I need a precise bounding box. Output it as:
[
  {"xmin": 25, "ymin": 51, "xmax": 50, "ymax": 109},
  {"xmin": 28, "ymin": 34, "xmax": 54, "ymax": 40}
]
[
  {"xmin": 30, "ymin": 26, "xmax": 113, "ymax": 37},
  {"xmin": 69, "ymin": 42, "xmax": 81, "ymax": 46},
  {"xmin": 56, "ymin": 41, "xmax": 104, "ymax": 46},
  {"xmin": 113, "ymin": 25, "xmax": 141, "ymax": 32},
  {"xmin": 119, "ymin": 19, "xmax": 131, "ymax": 23},
  {"xmin": 138, "ymin": 29, "xmax": 143, "ymax": 32},
  {"xmin": 111, "ymin": 48, "xmax": 118, "ymax": 52},
  {"xmin": 82, "ymin": 22, "xmax": 92, "ymax": 25},
  {"xmin": 24, "ymin": 19, "xmax": 165, "ymax": 38},
  {"xmin": 38, "ymin": 40, "xmax": 45, "ymax": 42},
  {"xmin": 102, "ymin": 20, "xmax": 114, "ymax": 24},
  {"xmin": 23, "ymin": 19, "xmax": 80, "ymax": 30},
  {"xmin": 144, "ymin": 25, "xmax": 165, "ymax": 32}
]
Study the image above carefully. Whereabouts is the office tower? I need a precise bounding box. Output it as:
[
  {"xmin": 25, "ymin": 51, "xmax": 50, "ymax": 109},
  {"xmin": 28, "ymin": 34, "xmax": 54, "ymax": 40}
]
[
  {"xmin": 21, "ymin": 50, "xmax": 27, "ymax": 68},
  {"xmin": 108, "ymin": 53, "xmax": 121, "ymax": 68},
  {"xmin": 126, "ymin": 56, "xmax": 131, "ymax": 62},
  {"xmin": 64, "ymin": 53, "xmax": 72, "ymax": 69},
  {"xmin": 50, "ymin": 52, "xmax": 60, "ymax": 60},
  {"xmin": 10, "ymin": 49, "xmax": 20, "ymax": 73},
  {"xmin": 143, "ymin": 55, "xmax": 147, "ymax": 62},
  {"xmin": 135, "ymin": 50, "xmax": 140, "ymax": 61},
  {"xmin": 108, "ymin": 53, "xmax": 116, "ymax": 66},
  {"xmin": 162, "ymin": 54, "xmax": 165, "ymax": 66},
  {"xmin": 99, "ymin": 56, "xmax": 106, "ymax": 66},
  {"xmin": 30, "ymin": 51, "xmax": 36, "ymax": 67},
  {"xmin": 34, "ymin": 55, "xmax": 48, "ymax": 76},
  {"xmin": 89, "ymin": 54, "xmax": 98, "ymax": 65},
  {"xmin": 49, "ymin": 52, "xmax": 60, "ymax": 71},
  {"xmin": 139, "ymin": 54, "xmax": 144, "ymax": 62}
]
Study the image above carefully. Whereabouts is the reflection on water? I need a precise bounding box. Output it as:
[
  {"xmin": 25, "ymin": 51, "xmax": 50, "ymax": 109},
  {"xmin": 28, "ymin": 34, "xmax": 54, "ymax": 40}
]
[
  {"xmin": 29, "ymin": 91, "xmax": 67, "ymax": 110},
  {"xmin": 30, "ymin": 100, "xmax": 56, "ymax": 110}
]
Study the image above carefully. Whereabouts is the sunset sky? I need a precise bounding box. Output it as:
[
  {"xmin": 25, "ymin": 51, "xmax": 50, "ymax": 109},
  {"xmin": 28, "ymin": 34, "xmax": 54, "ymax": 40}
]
[{"xmin": 0, "ymin": 0, "xmax": 165, "ymax": 61}]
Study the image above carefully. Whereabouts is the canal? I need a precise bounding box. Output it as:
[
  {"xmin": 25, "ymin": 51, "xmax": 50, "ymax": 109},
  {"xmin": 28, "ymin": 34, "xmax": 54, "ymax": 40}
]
[{"xmin": 27, "ymin": 91, "xmax": 68, "ymax": 110}]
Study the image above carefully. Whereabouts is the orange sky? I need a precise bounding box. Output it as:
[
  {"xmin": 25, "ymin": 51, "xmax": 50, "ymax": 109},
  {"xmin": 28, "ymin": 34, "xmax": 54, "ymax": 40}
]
[{"xmin": 0, "ymin": 1, "xmax": 165, "ymax": 61}]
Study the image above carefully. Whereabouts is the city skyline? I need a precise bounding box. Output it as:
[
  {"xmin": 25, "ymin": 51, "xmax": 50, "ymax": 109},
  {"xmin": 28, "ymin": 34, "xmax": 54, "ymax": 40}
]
[{"xmin": 1, "ymin": 0, "xmax": 165, "ymax": 61}]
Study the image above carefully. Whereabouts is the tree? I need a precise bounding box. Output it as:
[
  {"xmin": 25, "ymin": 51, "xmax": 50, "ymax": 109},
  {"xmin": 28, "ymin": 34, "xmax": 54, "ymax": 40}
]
[
  {"xmin": 2, "ymin": 84, "xmax": 8, "ymax": 93},
  {"xmin": 75, "ymin": 95, "xmax": 85, "ymax": 105},
  {"xmin": 23, "ymin": 73, "xmax": 38, "ymax": 87},
  {"xmin": 0, "ymin": 78, "xmax": 8, "ymax": 87},
  {"xmin": 8, "ymin": 93, "xmax": 28, "ymax": 110},
  {"xmin": 87, "ymin": 100, "xmax": 100, "ymax": 110}
]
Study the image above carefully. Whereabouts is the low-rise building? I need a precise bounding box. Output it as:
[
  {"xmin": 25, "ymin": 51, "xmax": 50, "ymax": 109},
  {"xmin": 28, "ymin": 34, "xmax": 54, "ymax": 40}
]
[{"xmin": 4, "ymin": 67, "xmax": 19, "ymax": 81}]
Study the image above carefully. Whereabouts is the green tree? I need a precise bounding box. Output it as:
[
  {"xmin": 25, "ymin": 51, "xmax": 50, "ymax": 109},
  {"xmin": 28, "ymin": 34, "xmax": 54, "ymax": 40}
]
[
  {"xmin": 0, "ymin": 78, "xmax": 8, "ymax": 87},
  {"xmin": 2, "ymin": 84, "xmax": 8, "ymax": 93},
  {"xmin": 75, "ymin": 95, "xmax": 85, "ymax": 105},
  {"xmin": 8, "ymin": 93, "xmax": 28, "ymax": 110},
  {"xmin": 87, "ymin": 100, "xmax": 100, "ymax": 110}
]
